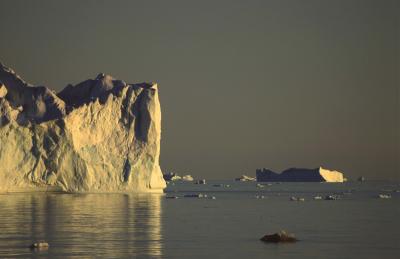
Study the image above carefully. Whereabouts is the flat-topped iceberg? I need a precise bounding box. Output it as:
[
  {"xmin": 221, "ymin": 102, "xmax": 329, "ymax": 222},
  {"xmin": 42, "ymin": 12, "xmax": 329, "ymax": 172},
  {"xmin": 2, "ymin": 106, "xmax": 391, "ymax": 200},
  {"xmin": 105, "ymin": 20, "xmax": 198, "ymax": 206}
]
[
  {"xmin": 0, "ymin": 62, "xmax": 166, "ymax": 193},
  {"xmin": 256, "ymin": 167, "xmax": 344, "ymax": 182}
]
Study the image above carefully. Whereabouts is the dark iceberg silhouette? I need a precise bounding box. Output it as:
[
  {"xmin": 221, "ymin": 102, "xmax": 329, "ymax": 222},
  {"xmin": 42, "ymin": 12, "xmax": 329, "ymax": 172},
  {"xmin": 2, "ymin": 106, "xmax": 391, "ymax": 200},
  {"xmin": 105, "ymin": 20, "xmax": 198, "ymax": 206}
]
[{"xmin": 256, "ymin": 167, "xmax": 344, "ymax": 182}]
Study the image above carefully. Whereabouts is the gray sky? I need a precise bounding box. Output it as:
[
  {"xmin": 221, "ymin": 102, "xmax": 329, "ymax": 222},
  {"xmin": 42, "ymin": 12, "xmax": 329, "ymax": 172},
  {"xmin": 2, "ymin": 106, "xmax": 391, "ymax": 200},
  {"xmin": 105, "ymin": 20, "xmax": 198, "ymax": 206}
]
[{"xmin": 0, "ymin": 0, "xmax": 398, "ymax": 180}]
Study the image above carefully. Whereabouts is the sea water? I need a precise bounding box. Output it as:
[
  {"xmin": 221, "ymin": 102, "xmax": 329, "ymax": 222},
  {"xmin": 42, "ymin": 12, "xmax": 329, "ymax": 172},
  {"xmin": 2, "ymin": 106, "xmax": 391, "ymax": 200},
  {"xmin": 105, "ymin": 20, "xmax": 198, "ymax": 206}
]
[{"xmin": 0, "ymin": 181, "xmax": 399, "ymax": 258}]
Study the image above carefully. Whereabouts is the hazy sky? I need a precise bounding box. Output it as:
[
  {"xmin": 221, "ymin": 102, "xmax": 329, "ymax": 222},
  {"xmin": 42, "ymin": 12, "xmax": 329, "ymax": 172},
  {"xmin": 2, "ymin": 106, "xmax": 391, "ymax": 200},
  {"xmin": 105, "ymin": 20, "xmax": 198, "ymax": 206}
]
[{"xmin": 0, "ymin": 0, "xmax": 398, "ymax": 180}]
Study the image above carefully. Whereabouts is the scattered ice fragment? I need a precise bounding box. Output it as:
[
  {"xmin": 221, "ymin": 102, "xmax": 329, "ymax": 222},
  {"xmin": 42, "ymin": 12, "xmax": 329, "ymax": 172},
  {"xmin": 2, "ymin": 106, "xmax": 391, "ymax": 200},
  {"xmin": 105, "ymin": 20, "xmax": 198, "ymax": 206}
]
[
  {"xmin": 30, "ymin": 241, "xmax": 49, "ymax": 250},
  {"xmin": 235, "ymin": 175, "xmax": 256, "ymax": 181},
  {"xmin": 378, "ymin": 194, "xmax": 391, "ymax": 199},
  {"xmin": 194, "ymin": 179, "xmax": 206, "ymax": 185},
  {"xmin": 171, "ymin": 175, "xmax": 182, "ymax": 181},
  {"xmin": 290, "ymin": 196, "xmax": 305, "ymax": 202},
  {"xmin": 163, "ymin": 172, "xmax": 179, "ymax": 181},
  {"xmin": 325, "ymin": 195, "xmax": 340, "ymax": 200},
  {"xmin": 182, "ymin": 175, "xmax": 194, "ymax": 181},
  {"xmin": 260, "ymin": 230, "xmax": 297, "ymax": 243},
  {"xmin": 184, "ymin": 193, "xmax": 205, "ymax": 198}
]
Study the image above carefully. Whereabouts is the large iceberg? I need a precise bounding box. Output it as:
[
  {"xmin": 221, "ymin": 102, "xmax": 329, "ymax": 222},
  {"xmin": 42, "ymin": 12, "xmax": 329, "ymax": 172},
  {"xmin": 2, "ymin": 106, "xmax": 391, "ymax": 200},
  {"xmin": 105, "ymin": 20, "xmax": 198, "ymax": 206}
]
[
  {"xmin": 256, "ymin": 167, "xmax": 344, "ymax": 182},
  {"xmin": 0, "ymin": 62, "xmax": 166, "ymax": 193}
]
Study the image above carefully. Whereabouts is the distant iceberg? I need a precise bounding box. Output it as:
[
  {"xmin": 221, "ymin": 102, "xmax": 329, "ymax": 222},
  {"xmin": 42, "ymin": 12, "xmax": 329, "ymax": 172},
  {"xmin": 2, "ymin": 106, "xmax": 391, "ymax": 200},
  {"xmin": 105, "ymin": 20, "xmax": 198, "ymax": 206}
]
[{"xmin": 256, "ymin": 167, "xmax": 344, "ymax": 182}]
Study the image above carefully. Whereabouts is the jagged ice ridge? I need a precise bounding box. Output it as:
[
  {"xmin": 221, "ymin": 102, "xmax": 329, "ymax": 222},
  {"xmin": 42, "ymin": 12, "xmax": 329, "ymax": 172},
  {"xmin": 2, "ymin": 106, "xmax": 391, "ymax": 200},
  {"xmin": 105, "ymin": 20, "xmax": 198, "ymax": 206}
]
[{"xmin": 0, "ymin": 62, "xmax": 166, "ymax": 193}]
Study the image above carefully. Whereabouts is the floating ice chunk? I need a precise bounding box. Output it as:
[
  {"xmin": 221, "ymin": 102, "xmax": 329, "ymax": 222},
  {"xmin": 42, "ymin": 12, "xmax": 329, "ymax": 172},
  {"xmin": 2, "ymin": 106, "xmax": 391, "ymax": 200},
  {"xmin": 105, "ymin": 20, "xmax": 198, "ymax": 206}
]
[
  {"xmin": 260, "ymin": 230, "xmax": 297, "ymax": 243},
  {"xmin": 166, "ymin": 196, "xmax": 179, "ymax": 199},
  {"xmin": 325, "ymin": 195, "xmax": 340, "ymax": 200},
  {"xmin": 182, "ymin": 175, "xmax": 194, "ymax": 181},
  {"xmin": 290, "ymin": 196, "xmax": 305, "ymax": 202},
  {"xmin": 235, "ymin": 175, "xmax": 256, "ymax": 181},
  {"xmin": 30, "ymin": 241, "xmax": 49, "ymax": 250},
  {"xmin": 171, "ymin": 175, "xmax": 182, "ymax": 181},
  {"xmin": 358, "ymin": 176, "xmax": 366, "ymax": 182},
  {"xmin": 184, "ymin": 193, "xmax": 206, "ymax": 198}
]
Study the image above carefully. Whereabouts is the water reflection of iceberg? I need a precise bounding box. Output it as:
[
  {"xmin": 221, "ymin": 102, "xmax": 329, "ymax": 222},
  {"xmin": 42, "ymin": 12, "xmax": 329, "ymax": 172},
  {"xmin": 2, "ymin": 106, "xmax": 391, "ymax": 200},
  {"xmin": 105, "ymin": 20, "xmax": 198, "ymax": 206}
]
[{"xmin": 0, "ymin": 193, "xmax": 163, "ymax": 258}]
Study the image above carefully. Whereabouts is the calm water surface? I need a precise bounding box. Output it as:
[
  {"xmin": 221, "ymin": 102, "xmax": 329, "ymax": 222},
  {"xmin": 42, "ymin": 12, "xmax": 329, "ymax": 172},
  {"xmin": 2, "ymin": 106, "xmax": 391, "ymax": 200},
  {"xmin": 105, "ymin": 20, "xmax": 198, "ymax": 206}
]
[{"xmin": 0, "ymin": 181, "xmax": 399, "ymax": 258}]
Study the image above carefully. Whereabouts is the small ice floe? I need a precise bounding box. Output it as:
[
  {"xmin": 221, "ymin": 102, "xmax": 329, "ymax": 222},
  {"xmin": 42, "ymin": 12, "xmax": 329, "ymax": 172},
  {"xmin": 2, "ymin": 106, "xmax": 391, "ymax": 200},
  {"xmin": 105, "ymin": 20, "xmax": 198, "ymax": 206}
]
[
  {"xmin": 182, "ymin": 175, "xmax": 194, "ymax": 181},
  {"xmin": 325, "ymin": 195, "xmax": 340, "ymax": 200},
  {"xmin": 235, "ymin": 175, "xmax": 256, "ymax": 182},
  {"xmin": 170, "ymin": 175, "xmax": 182, "ymax": 181},
  {"xmin": 184, "ymin": 193, "xmax": 206, "ymax": 198},
  {"xmin": 163, "ymin": 172, "xmax": 181, "ymax": 181},
  {"xmin": 166, "ymin": 196, "xmax": 179, "ymax": 199},
  {"xmin": 29, "ymin": 241, "xmax": 49, "ymax": 250},
  {"xmin": 225, "ymin": 184, "xmax": 231, "ymax": 188},
  {"xmin": 290, "ymin": 197, "xmax": 305, "ymax": 202},
  {"xmin": 378, "ymin": 194, "xmax": 391, "ymax": 199},
  {"xmin": 260, "ymin": 230, "xmax": 297, "ymax": 243},
  {"xmin": 194, "ymin": 179, "xmax": 206, "ymax": 185},
  {"xmin": 256, "ymin": 184, "xmax": 265, "ymax": 188},
  {"xmin": 313, "ymin": 196, "xmax": 323, "ymax": 200},
  {"xmin": 210, "ymin": 196, "xmax": 216, "ymax": 200},
  {"xmin": 255, "ymin": 195, "xmax": 265, "ymax": 199}
]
